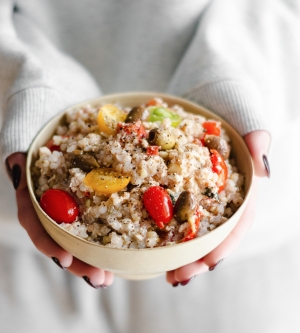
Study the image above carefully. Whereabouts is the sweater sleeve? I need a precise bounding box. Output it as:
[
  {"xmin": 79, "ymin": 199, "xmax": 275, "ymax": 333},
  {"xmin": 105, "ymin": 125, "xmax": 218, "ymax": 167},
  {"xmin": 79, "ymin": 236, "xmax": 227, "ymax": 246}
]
[
  {"xmin": 0, "ymin": 0, "xmax": 101, "ymax": 165},
  {"xmin": 167, "ymin": 0, "xmax": 299, "ymax": 136}
]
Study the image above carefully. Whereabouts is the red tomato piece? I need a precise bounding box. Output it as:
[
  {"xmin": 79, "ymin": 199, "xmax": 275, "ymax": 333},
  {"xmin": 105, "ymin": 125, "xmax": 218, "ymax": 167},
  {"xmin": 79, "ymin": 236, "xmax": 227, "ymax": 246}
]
[
  {"xmin": 181, "ymin": 210, "xmax": 202, "ymax": 242},
  {"xmin": 143, "ymin": 186, "xmax": 173, "ymax": 229},
  {"xmin": 146, "ymin": 146, "xmax": 159, "ymax": 156},
  {"xmin": 117, "ymin": 122, "xmax": 147, "ymax": 139},
  {"xmin": 202, "ymin": 121, "xmax": 221, "ymax": 136},
  {"xmin": 40, "ymin": 189, "xmax": 79, "ymax": 224},
  {"xmin": 146, "ymin": 99, "xmax": 160, "ymax": 107},
  {"xmin": 45, "ymin": 139, "xmax": 60, "ymax": 152},
  {"xmin": 210, "ymin": 149, "xmax": 228, "ymax": 192}
]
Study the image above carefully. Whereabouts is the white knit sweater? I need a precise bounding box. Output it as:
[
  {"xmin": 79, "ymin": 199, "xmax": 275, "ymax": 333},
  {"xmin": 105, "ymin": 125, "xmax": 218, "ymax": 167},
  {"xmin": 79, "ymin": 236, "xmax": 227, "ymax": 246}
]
[{"xmin": 0, "ymin": 0, "xmax": 299, "ymax": 162}]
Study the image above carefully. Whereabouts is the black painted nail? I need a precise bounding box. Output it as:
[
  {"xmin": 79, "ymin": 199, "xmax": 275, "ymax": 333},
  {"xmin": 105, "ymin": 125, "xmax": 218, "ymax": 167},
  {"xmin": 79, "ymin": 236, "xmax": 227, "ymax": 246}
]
[
  {"xmin": 209, "ymin": 259, "xmax": 224, "ymax": 271},
  {"xmin": 12, "ymin": 164, "xmax": 21, "ymax": 190},
  {"xmin": 262, "ymin": 155, "xmax": 270, "ymax": 177},
  {"xmin": 51, "ymin": 257, "xmax": 66, "ymax": 270},
  {"xmin": 179, "ymin": 275, "xmax": 196, "ymax": 286},
  {"xmin": 13, "ymin": 4, "xmax": 20, "ymax": 13},
  {"xmin": 172, "ymin": 282, "xmax": 179, "ymax": 287},
  {"xmin": 83, "ymin": 276, "xmax": 107, "ymax": 289}
]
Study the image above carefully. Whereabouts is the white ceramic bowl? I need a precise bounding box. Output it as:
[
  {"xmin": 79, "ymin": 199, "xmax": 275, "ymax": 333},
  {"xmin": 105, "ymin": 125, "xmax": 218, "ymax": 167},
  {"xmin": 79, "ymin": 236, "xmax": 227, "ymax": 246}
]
[{"xmin": 26, "ymin": 92, "xmax": 253, "ymax": 280}]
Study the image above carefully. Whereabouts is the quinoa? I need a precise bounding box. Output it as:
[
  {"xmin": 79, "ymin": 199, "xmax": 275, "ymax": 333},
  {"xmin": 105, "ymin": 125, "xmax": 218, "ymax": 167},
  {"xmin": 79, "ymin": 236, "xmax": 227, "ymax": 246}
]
[{"xmin": 32, "ymin": 98, "xmax": 245, "ymax": 249}]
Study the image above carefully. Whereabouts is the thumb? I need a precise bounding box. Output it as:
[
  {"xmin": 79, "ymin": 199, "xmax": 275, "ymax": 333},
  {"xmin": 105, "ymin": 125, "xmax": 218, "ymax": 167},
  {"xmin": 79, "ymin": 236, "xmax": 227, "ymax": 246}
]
[
  {"xmin": 243, "ymin": 130, "xmax": 271, "ymax": 178},
  {"xmin": 6, "ymin": 152, "xmax": 28, "ymax": 190}
]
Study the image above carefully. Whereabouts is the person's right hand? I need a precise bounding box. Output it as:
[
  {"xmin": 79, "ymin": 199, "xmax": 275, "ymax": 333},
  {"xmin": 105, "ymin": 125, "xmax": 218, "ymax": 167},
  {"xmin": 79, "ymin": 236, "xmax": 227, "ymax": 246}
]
[
  {"xmin": 6, "ymin": 152, "xmax": 114, "ymax": 289},
  {"xmin": 166, "ymin": 130, "xmax": 271, "ymax": 286}
]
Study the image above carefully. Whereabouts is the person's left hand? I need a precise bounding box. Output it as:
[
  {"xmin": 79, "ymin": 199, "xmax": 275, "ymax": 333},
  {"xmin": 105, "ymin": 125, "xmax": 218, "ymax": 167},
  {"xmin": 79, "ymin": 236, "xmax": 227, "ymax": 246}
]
[{"xmin": 166, "ymin": 130, "xmax": 271, "ymax": 286}]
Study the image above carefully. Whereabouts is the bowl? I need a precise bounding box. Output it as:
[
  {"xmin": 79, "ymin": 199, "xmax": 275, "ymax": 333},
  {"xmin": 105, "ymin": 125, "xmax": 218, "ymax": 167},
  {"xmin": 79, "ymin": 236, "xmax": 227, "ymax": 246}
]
[{"xmin": 26, "ymin": 92, "xmax": 253, "ymax": 280}]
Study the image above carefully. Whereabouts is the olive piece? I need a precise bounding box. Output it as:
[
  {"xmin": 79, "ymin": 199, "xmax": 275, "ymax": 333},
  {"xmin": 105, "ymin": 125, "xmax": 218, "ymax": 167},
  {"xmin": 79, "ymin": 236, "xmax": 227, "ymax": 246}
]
[
  {"xmin": 148, "ymin": 128, "xmax": 176, "ymax": 150},
  {"xmin": 204, "ymin": 135, "xmax": 230, "ymax": 160},
  {"xmin": 71, "ymin": 154, "xmax": 100, "ymax": 172},
  {"xmin": 174, "ymin": 191, "xmax": 197, "ymax": 223},
  {"xmin": 125, "ymin": 106, "xmax": 145, "ymax": 123}
]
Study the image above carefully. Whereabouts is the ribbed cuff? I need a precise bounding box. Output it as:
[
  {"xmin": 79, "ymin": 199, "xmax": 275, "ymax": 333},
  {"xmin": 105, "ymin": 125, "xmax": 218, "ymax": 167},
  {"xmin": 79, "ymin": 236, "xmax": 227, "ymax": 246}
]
[
  {"xmin": 0, "ymin": 87, "xmax": 77, "ymax": 164},
  {"xmin": 183, "ymin": 80, "xmax": 268, "ymax": 136}
]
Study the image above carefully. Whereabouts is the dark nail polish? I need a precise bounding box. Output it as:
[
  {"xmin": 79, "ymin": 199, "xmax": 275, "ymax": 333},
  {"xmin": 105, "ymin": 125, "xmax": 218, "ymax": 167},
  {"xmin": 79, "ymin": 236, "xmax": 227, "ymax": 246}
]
[
  {"xmin": 262, "ymin": 155, "xmax": 270, "ymax": 177},
  {"xmin": 83, "ymin": 276, "xmax": 106, "ymax": 289},
  {"xmin": 12, "ymin": 164, "xmax": 21, "ymax": 190},
  {"xmin": 13, "ymin": 4, "xmax": 20, "ymax": 13},
  {"xmin": 209, "ymin": 259, "xmax": 224, "ymax": 271},
  {"xmin": 172, "ymin": 282, "xmax": 179, "ymax": 287},
  {"xmin": 179, "ymin": 276, "xmax": 196, "ymax": 286},
  {"xmin": 51, "ymin": 257, "xmax": 66, "ymax": 270}
]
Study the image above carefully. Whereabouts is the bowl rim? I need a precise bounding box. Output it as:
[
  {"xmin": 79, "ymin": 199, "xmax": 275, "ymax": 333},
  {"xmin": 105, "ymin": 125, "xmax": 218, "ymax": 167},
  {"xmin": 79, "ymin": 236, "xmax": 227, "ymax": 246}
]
[{"xmin": 26, "ymin": 91, "xmax": 254, "ymax": 253}]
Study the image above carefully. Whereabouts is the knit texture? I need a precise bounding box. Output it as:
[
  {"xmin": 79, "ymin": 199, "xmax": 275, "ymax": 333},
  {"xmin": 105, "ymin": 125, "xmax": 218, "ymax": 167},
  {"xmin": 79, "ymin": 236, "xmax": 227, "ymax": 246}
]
[{"xmin": 2, "ymin": 0, "xmax": 298, "ymax": 163}]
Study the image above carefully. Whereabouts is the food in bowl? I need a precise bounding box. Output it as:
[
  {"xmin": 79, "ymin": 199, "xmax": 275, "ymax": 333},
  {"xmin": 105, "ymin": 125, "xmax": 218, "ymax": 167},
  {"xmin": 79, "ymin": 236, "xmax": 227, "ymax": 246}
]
[{"xmin": 31, "ymin": 97, "xmax": 245, "ymax": 249}]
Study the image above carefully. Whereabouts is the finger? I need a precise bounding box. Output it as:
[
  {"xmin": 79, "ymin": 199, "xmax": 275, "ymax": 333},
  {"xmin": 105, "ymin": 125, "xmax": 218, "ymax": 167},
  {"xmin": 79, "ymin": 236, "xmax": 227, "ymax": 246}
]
[
  {"xmin": 7, "ymin": 152, "xmax": 114, "ymax": 287},
  {"xmin": 172, "ymin": 259, "xmax": 209, "ymax": 283},
  {"xmin": 243, "ymin": 130, "xmax": 271, "ymax": 178},
  {"xmin": 6, "ymin": 152, "xmax": 28, "ymax": 190},
  {"xmin": 16, "ymin": 187, "xmax": 73, "ymax": 268},
  {"xmin": 200, "ymin": 177, "xmax": 258, "ymax": 267},
  {"xmin": 68, "ymin": 258, "xmax": 114, "ymax": 288}
]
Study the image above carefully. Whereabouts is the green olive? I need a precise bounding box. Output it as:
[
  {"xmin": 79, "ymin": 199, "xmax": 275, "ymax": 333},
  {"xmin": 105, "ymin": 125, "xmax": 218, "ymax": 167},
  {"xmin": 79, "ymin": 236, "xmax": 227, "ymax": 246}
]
[
  {"xmin": 125, "ymin": 106, "xmax": 145, "ymax": 123},
  {"xmin": 148, "ymin": 128, "xmax": 176, "ymax": 150},
  {"xmin": 71, "ymin": 154, "xmax": 100, "ymax": 172},
  {"xmin": 174, "ymin": 191, "xmax": 197, "ymax": 223},
  {"xmin": 204, "ymin": 135, "xmax": 230, "ymax": 160}
]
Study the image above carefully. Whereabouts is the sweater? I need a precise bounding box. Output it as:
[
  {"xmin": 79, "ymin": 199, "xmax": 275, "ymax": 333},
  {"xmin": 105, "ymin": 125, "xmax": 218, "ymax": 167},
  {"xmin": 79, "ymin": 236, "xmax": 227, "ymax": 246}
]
[{"xmin": 0, "ymin": 0, "xmax": 299, "ymax": 163}]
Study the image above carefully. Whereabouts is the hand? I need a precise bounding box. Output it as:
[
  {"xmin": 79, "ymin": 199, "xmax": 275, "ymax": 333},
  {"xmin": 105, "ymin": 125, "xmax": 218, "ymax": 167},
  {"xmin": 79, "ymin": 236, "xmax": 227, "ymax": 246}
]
[
  {"xmin": 6, "ymin": 153, "xmax": 114, "ymax": 289},
  {"xmin": 166, "ymin": 130, "xmax": 271, "ymax": 286}
]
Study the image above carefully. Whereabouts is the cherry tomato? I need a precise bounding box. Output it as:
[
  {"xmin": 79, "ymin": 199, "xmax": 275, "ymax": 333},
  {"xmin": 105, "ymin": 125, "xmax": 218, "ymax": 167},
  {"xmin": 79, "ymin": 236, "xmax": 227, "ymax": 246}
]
[
  {"xmin": 202, "ymin": 121, "xmax": 221, "ymax": 136},
  {"xmin": 146, "ymin": 146, "xmax": 159, "ymax": 156},
  {"xmin": 210, "ymin": 149, "xmax": 228, "ymax": 192},
  {"xmin": 40, "ymin": 189, "xmax": 79, "ymax": 224},
  {"xmin": 181, "ymin": 210, "xmax": 202, "ymax": 242},
  {"xmin": 143, "ymin": 186, "xmax": 173, "ymax": 229},
  {"xmin": 84, "ymin": 168, "xmax": 130, "ymax": 195},
  {"xmin": 97, "ymin": 104, "xmax": 127, "ymax": 135}
]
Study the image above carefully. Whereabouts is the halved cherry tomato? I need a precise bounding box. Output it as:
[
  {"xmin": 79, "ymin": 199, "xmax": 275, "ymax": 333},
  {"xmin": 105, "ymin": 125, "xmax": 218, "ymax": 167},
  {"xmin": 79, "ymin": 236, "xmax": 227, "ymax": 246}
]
[
  {"xmin": 97, "ymin": 104, "xmax": 127, "ymax": 135},
  {"xmin": 84, "ymin": 168, "xmax": 130, "ymax": 195},
  {"xmin": 181, "ymin": 210, "xmax": 202, "ymax": 242},
  {"xmin": 202, "ymin": 121, "xmax": 221, "ymax": 136},
  {"xmin": 146, "ymin": 146, "xmax": 159, "ymax": 156},
  {"xmin": 143, "ymin": 186, "xmax": 173, "ymax": 229},
  {"xmin": 40, "ymin": 189, "xmax": 79, "ymax": 224},
  {"xmin": 210, "ymin": 149, "xmax": 228, "ymax": 192}
]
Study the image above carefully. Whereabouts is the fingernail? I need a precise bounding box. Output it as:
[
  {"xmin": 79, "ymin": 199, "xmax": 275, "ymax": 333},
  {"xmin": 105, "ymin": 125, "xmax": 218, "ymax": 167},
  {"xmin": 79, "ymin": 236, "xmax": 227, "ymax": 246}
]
[
  {"xmin": 179, "ymin": 275, "xmax": 196, "ymax": 286},
  {"xmin": 82, "ymin": 276, "xmax": 107, "ymax": 289},
  {"xmin": 51, "ymin": 257, "xmax": 66, "ymax": 270},
  {"xmin": 209, "ymin": 259, "xmax": 224, "ymax": 271},
  {"xmin": 262, "ymin": 155, "xmax": 270, "ymax": 177},
  {"xmin": 172, "ymin": 282, "xmax": 179, "ymax": 287},
  {"xmin": 12, "ymin": 164, "xmax": 21, "ymax": 190}
]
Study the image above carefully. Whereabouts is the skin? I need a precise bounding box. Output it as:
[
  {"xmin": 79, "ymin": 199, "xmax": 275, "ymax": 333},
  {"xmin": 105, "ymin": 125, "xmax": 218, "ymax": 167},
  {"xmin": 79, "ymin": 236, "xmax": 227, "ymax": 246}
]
[{"xmin": 6, "ymin": 130, "xmax": 271, "ymax": 287}]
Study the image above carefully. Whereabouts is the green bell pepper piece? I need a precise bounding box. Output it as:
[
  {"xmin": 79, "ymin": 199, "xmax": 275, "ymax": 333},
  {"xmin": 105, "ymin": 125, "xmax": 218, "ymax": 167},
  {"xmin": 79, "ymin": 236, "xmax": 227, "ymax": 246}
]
[{"xmin": 148, "ymin": 107, "xmax": 181, "ymax": 127}]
